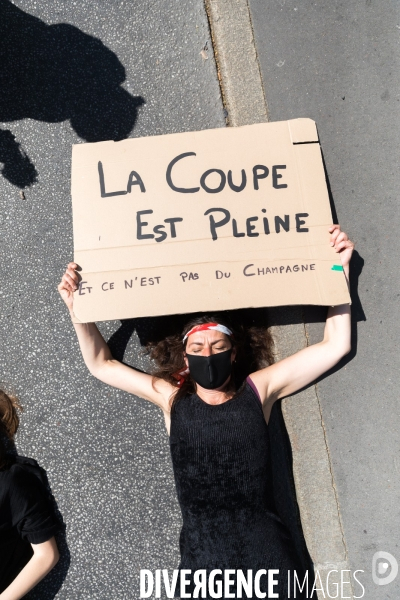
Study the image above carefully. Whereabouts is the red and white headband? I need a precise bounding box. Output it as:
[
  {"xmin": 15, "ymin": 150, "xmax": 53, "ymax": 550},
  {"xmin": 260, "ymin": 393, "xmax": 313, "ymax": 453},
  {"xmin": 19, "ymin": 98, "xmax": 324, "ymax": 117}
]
[{"xmin": 183, "ymin": 322, "xmax": 233, "ymax": 343}]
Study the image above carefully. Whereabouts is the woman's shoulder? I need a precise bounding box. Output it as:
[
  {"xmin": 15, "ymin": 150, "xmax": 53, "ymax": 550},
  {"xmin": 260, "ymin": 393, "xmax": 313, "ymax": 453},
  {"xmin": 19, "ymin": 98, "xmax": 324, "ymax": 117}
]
[
  {"xmin": 0, "ymin": 458, "xmax": 61, "ymax": 540},
  {"xmin": 1, "ymin": 463, "xmax": 33, "ymax": 493},
  {"xmin": 0, "ymin": 463, "xmax": 35, "ymax": 519},
  {"xmin": 0, "ymin": 457, "xmax": 49, "ymax": 502}
]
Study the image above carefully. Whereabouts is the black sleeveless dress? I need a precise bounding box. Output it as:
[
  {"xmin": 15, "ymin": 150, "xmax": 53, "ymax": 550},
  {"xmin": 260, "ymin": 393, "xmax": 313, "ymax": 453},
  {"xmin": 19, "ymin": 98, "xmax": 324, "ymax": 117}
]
[{"xmin": 169, "ymin": 381, "xmax": 308, "ymax": 599}]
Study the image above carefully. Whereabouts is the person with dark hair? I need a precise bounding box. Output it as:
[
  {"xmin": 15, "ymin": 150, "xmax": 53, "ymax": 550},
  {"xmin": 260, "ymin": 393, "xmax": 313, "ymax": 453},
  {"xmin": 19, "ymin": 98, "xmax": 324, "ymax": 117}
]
[
  {"xmin": 58, "ymin": 224, "xmax": 353, "ymax": 599},
  {"xmin": 0, "ymin": 390, "xmax": 60, "ymax": 600}
]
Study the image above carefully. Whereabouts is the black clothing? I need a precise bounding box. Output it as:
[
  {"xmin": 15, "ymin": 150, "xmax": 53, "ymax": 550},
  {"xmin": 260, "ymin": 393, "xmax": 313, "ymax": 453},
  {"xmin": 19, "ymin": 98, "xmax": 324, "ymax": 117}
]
[
  {"xmin": 0, "ymin": 456, "xmax": 60, "ymax": 593},
  {"xmin": 169, "ymin": 382, "xmax": 307, "ymax": 599}
]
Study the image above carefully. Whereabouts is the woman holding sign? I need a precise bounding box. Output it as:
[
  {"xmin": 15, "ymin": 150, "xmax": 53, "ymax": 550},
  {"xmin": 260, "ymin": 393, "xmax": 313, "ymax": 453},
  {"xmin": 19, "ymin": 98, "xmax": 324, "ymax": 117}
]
[{"xmin": 58, "ymin": 224, "xmax": 353, "ymax": 599}]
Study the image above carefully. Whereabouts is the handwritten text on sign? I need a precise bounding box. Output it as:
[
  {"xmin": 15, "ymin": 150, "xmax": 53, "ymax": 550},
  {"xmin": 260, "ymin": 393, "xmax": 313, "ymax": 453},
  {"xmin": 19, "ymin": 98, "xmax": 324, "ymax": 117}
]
[
  {"xmin": 98, "ymin": 157, "xmax": 309, "ymax": 242},
  {"xmin": 71, "ymin": 120, "xmax": 350, "ymax": 321}
]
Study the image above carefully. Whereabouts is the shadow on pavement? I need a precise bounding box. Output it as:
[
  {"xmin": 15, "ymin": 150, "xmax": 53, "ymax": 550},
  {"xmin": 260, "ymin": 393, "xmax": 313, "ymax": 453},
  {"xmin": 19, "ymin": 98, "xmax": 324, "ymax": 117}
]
[{"xmin": 0, "ymin": 0, "xmax": 144, "ymax": 188}]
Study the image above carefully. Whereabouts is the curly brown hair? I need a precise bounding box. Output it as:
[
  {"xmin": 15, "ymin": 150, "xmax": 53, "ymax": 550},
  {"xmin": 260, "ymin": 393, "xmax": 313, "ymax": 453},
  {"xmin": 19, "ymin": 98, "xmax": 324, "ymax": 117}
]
[
  {"xmin": 0, "ymin": 388, "xmax": 22, "ymax": 469},
  {"xmin": 147, "ymin": 308, "xmax": 275, "ymax": 409}
]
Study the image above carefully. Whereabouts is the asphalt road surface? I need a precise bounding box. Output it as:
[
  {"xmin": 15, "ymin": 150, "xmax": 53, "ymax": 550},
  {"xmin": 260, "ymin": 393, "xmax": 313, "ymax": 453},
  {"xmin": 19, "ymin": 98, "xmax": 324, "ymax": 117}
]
[
  {"xmin": 2, "ymin": 1, "xmax": 399, "ymax": 598},
  {"xmin": 0, "ymin": 1, "xmax": 224, "ymax": 598},
  {"xmin": 248, "ymin": 0, "xmax": 400, "ymax": 597}
]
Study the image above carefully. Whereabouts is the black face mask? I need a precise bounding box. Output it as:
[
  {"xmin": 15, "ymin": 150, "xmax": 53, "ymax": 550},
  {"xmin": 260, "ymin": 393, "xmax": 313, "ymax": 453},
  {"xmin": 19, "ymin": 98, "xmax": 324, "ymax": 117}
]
[{"xmin": 186, "ymin": 349, "xmax": 233, "ymax": 390}]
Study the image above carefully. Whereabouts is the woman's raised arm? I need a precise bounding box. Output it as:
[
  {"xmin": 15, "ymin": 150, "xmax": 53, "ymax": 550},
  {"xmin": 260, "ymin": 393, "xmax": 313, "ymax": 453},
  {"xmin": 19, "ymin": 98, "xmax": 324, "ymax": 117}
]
[
  {"xmin": 250, "ymin": 225, "xmax": 353, "ymax": 409},
  {"xmin": 58, "ymin": 263, "xmax": 174, "ymax": 411}
]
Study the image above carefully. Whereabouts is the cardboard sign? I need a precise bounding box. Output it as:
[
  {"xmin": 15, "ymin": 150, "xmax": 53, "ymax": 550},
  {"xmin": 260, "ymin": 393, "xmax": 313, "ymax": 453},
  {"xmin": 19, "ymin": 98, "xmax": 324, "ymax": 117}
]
[{"xmin": 71, "ymin": 119, "xmax": 350, "ymax": 322}]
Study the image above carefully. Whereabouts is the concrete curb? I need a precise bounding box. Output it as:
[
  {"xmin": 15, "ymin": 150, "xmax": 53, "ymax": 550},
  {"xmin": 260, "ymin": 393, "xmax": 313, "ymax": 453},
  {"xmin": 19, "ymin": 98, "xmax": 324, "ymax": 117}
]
[
  {"xmin": 205, "ymin": 2, "xmax": 353, "ymax": 598},
  {"xmin": 204, "ymin": 0, "xmax": 268, "ymax": 126}
]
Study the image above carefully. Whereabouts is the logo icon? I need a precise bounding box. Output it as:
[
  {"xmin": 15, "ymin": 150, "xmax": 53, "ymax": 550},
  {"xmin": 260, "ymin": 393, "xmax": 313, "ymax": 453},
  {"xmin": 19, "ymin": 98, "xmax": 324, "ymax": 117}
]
[{"xmin": 372, "ymin": 551, "xmax": 398, "ymax": 586}]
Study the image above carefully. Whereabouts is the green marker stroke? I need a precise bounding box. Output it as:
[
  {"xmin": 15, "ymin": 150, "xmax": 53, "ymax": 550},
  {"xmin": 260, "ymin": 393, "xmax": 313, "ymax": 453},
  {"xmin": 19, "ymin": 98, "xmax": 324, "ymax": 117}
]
[{"xmin": 331, "ymin": 264, "xmax": 344, "ymax": 271}]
